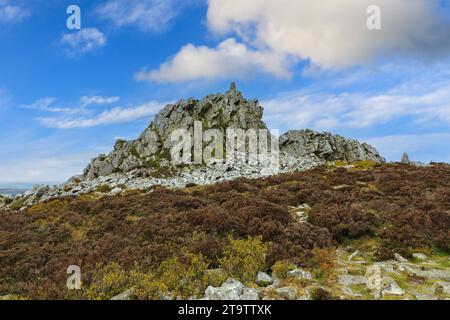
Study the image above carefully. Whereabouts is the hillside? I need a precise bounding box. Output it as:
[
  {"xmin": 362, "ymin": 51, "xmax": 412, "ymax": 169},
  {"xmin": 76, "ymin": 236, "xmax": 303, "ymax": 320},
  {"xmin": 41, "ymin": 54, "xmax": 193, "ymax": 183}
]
[{"xmin": 1, "ymin": 162, "xmax": 449, "ymax": 300}]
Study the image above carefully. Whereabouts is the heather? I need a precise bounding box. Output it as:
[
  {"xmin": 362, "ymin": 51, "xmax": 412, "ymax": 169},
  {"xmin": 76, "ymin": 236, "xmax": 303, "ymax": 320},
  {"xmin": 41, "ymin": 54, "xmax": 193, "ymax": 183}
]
[{"xmin": 0, "ymin": 163, "xmax": 449, "ymax": 299}]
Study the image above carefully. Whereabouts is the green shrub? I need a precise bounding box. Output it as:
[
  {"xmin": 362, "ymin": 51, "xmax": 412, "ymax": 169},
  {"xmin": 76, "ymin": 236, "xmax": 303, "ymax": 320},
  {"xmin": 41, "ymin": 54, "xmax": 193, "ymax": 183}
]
[
  {"xmin": 311, "ymin": 248, "xmax": 336, "ymax": 283},
  {"xmin": 10, "ymin": 199, "xmax": 25, "ymax": 210},
  {"xmin": 272, "ymin": 260, "xmax": 296, "ymax": 280},
  {"xmin": 85, "ymin": 252, "xmax": 210, "ymax": 300},
  {"xmin": 205, "ymin": 268, "xmax": 228, "ymax": 287},
  {"xmin": 219, "ymin": 236, "xmax": 270, "ymax": 283},
  {"xmin": 85, "ymin": 262, "xmax": 131, "ymax": 300},
  {"xmin": 310, "ymin": 287, "xmax": 335, "ymax": 300},
  {"xmin": 97, "ymin": 185, "xmax": 111, "ymax": 193},
  {"xmin": 149, "ymin": 253, "xmax": 209, "ymax": 299}
]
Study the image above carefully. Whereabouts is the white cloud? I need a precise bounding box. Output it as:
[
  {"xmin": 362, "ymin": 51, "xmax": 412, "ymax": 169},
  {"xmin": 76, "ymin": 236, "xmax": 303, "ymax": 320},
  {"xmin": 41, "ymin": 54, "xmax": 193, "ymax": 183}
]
[
  {"xmin": 22, "ymin": 97, "xmax": 58, "ymax": 112},
  {"xmin": 96, "ymin": 0, "xmax": 191, "ymax": 33},
  {"xmin": 136, "ymin": 38, "xmax": 291, "ymax": 83},
  {"xmin": 22, "ymin": 97, "xmax": 89, "ymax": 115},
  {"xmin": 81, "ymin": 95, "xmax": 120, "ymax": 107},
  {"xmin": 40, "ymin": 101, "xmax": 165, "ymax": 129},
  {"xmin": 24, "ymin": 96, "xmax": 122, "ymax": 113},
  {"xmin": 262, "ymin": 80, "xmax": 450, "ymax": 131},
  {"xmin": 60, "ymin": 28, "xmax": 107, "ymax": 55},
  {"xmin": 207, "ymin": 0, "xmax": 450, "ymax": 69},
  {"xmin": 141, "ymin": 0, "xmax": 450, "ymax": 83},
  {"xmin": 0, "ymin": 1, "xmax": 29, "ymax": 23}
]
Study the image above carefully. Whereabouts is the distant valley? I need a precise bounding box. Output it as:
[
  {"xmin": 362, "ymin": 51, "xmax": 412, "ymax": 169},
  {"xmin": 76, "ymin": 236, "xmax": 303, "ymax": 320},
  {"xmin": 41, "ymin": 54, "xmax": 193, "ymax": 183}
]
[{"xmin": 0, "ymin": 189, "xmax": 27, "ymax": 196}]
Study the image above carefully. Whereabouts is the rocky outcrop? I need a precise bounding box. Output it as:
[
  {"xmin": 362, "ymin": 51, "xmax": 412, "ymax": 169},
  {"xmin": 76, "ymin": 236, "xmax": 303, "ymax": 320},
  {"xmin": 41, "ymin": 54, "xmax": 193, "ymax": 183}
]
[
  {"xmin": 280, "ymin": 130, "xmax": 384, "ymax": 170},
  {"xmin": 204, "ymin": 278, "xmax": 260, "ymax": 300},
  {"xmin": 83, "ymin": 83, "xmax": 267, "ymax": 180},
  {"xmin": 83, "ymin": 84, "xmax": 383, "ymax": 180}
]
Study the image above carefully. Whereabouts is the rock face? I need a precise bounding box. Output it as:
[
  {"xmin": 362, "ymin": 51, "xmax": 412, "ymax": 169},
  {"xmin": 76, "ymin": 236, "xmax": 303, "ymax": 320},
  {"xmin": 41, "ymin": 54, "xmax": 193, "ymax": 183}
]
[
  {"xmin": 401, "ymin": 152, "xmax": 411, "ymax": 164},
  {"xmin": 83, "ymin": 84, "xmax": 383, "ymax": 181},
  {"xmin": 83, "ymin": 83, "xmax": 267, "ymax": 180},
  {"xmin": 280, "ymin": 130, "xmax": 384, "ymax": 170}
]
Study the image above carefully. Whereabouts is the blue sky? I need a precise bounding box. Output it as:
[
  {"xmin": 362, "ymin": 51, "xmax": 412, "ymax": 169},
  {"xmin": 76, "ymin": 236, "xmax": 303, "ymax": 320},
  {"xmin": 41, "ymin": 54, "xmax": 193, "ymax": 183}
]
[{"xmin": 0, "ymin": 0, "xmax": 450, "ymax": 186}]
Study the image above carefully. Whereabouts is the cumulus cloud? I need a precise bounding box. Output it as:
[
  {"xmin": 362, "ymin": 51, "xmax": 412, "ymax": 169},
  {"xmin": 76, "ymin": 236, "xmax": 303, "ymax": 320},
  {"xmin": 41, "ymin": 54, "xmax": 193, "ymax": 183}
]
[
  {"xmin": 22, "ymin": 97, "xmax": 58, "ymax": 112},
  {"xmin": 96, "ymin": 0, "xmax": 193, "ymax": 33},
  {"xmin": 0, "ymin": 0, "xmax": 29, "ymax": 23},
  {"xmin": 40, "ymin": 101, "xmax": 165, "ymax": 129},
  {"xmin": 60, "ymin": 28, "xmax": 107, "ymax": 55},
  {"xmin": 140, "ymin": 0, "xmax": 450, "ymax": 83},
  {"xmin": 207, "ymin": 0, "xmax": 450, "ymax": 69},
  {"xmin": 136, "ymin": 38, "xmax": 291, "ymax": 82}
]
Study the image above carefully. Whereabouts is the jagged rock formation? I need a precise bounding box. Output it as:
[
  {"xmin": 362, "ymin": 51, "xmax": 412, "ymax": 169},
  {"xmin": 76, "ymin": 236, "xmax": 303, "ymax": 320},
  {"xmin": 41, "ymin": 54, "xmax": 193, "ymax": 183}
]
[
  {"xmin": 401, "ymin": 153, "xmax": 411, "ymax": 164},
  {"xmin": 83, "ymin": 83, "xmax": 383, "ymax": 180},
  {"xmin": 280, "ymin": 130, "xmax": 384, "ymax": 170},
  {"xmin": 83, "ymin": 83, "xmax": 267, "ymax": 180}
]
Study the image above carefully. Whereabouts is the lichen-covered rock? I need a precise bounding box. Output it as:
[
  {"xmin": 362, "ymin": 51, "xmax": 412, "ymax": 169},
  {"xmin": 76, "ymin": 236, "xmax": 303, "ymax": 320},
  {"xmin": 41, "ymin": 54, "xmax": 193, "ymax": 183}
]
[
  {"xmin": 83, "ymin": 83, "xmax": 267, "ymax": 179},
  {"xmin": 204, "ymin": 278, "xmax": 245, "ymax": 300},
  {"xmin": 256, "ymin": 271, "xmax": 274, "ymax": 287},
  {"xmin": 275, "ymin": 287, "xmax": 297, "ymax": 300},
  {"xmin": 240, "ymin": 288, "xmax": 260, "ymax": 300},
  {"xmin": 280, "ymin": 129, "xmax": 385, "ymax": 170},
  {"xmin": 82, "ymin": 84, "xmax": 384, "ymax": 180},
  {"xmin": 434, "ymin": 282, "xmax": 450, "ymax": 295},
  {"xmin": 412, "ymin": 253, "xmax": 428, "ymax": 260},
  {"xmin": 287, "ymin": 268, "xmax": 313, "ymax": 280},
  {"xmin": 381, "ymin": 277, "xmax": 405, "ymax": 296},
  {"xmin": 110, "ymin": 289, "xmax": 134, "ymax": 300}
]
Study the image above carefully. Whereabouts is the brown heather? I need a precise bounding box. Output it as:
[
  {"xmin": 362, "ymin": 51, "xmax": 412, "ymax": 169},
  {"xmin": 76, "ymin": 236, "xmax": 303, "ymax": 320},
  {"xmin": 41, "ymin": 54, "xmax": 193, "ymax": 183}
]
[{"xmin": 0, "ymin": 163, "xmax": 449, "ymax": 299}]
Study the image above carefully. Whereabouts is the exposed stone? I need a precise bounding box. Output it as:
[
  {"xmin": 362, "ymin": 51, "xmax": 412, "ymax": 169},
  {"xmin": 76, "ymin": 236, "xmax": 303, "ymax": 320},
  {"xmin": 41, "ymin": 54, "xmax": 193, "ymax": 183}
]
[
  {"xmin": 348, "ymin": 250, "xmax": 360, "ymax": 261},
  {"xmin": 338, "ymin": 274, "xmax": 367, "ymax": 286},
  {"xmin": 83, "ymin": 84, "xmax": 267, "ymax": 180},
  {"xmin": 240, "ymin": 288, "xmax": 259, "ymax": 300},
  {"xmin": 287, "ymin": 268, "xmax": 313, "ymax": 280},
  {"xmin": 394, "ymin": 253, "xmax": 408, "ymax": 263},
  {"xmin": 381, "ymin": 277, "xmax": 404, "ymax": 296},
  {"xmin": 256, "ymin": 271, "xmax": 273, "ymax": 287},
  {"xmin": 341, "ymin": 287, "xmax": 363, "ymax": 298},
  {"xmin": 434, "ymin": 282, "xmax": 450, "ymax": 295},
  {"xmin": 401, "ymin": 153, "xmax": 410, "ymax": 164},
  {"xmin": 412, "ymin": 253, "xmax": 428, "ymax": 260},
  {"xmin": 280, "ymin": 129, "xmax": 384, "ymax": 170},
  {"xmin": 204, "ymin": 278, "xmax": 244, "ymax": 300},
  {"xmin": 110, "ymin": 289, "xmax": 134, "ymax": 300},
  {"xmin": 400, "ymin": 264, "xmax": 450, "ymax": 280},
  {"xmin": 110, "ymin": 187, "xmax": 122, "ymax": 195},
  {"xmin": 413, "ymin": 293, "xmax": 438, "ymax": 300},
  {"xmin": 289, "ymin": 204, "xmax": 310, "ymax": 223},
  {"xmin": 275, "ymin": 287, "xmax": 297, "ymax": 300}
]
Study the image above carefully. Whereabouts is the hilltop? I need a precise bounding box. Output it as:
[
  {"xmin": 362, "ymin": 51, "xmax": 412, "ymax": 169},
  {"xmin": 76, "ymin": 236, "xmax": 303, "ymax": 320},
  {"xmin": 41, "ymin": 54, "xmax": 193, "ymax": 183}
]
[{"xmin": 0, "ymin": 84, "xmax": 384, "ymax": 211}]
